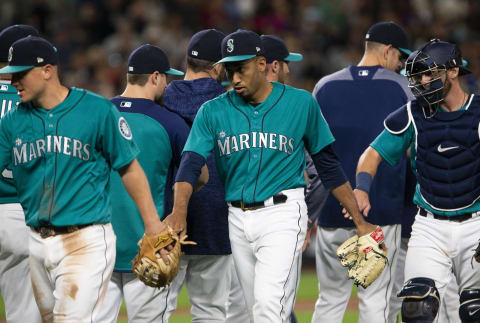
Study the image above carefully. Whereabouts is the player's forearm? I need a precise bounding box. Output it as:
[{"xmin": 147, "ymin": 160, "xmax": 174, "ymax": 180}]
[
  {"xmin": 172, "ymin": 182, "xmax": 194, "ymax": 219},
  {"xmin": 194, "ymin": 165, "xmax": 209, "ymax": 192},
  {"xmin": 119, "ymin": 159, "xmax": 162, "ymax": 234},
  {"xmin": 356, "ymin": 146, "xmax": 383, "ymax": 178},
  {"xmin": 331, "ymin": 182, "xmax": 367, "ymax": 228}
]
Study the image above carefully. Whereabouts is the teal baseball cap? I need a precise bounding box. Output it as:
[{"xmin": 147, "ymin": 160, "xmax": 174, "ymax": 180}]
[
  {"xmin": 128, "ymin": 44, "xmax": 184, "ymax": 76},
  {"xmin": 0, "ymin": 36, "xmax": 58, "ymax": 74},
  {"xmin": 260, "ymin": 35, "xmax": 303, "ymax": 64},
  {"xmin": 216, "ymin": 29, "xmax": 265, "ymax": 64}
]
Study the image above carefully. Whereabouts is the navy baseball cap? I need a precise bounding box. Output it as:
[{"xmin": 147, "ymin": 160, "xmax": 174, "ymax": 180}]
[
  {"xmin": 187, "ymin": 29, "xmax": 225, "ymax": 62},
  {"xmin": 0, "ymin": 36, "xmax": 58, "ymax": 74},
  {"xmin": 260, "ymin": 35, "xmax": 303, "ymax": 64},
  {"xmin": 365, "ymin": 22, "xmax": 411, "ymax": 57},
  {"xmin": 128, "ymin": 44, "xmax": 184, "ymax": 76},
  {"xmin": 0, "ymin": 24, "xmax": 39, "ymax": 62},
  {"xmin": 216, "ymin": 29, "xmax": 265, "ymax": 64}
]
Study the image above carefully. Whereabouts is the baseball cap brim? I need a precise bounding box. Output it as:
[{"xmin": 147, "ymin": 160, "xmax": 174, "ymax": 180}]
[
  {"xmin": 285, "ymin": 52, "xmax": 303, "ymax": 62},
  {"xmin": 215, "ymin": 54, "xmax": 256, "ymax": 65},
  {"xmin": 165, "ymin": 68, "xmax": 184, "ymax": 76},
  {"xmin": 399, "ymin": 48, "xmax": 412, "ymax": 58},
  {"xmin": 0, "ymin": 65, "xmax": 34, "ymax": 74}
]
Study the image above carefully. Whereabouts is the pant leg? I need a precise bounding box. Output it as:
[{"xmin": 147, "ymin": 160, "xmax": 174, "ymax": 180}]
[
  {"xmin": 357, "ymin": 224, "xmax": 401, "ymax": 323},
  {"xmin": 121, "ymin": 272, "xmax": 170, "ymax": 323},
  {"xmin": 161, "ymin": 256, "xmax": 188, "ymax": 322},
  {"xmin": 0, "ymin": 203, "xmax": 41, "ymax": 323},
  {"xmin": 185, "ymin": 254, "xmax": 232, "ymax": 323},
  {"xmin": 228, "ymin": 205, "xmax": 257, "ymax": 322},
  {"xmin": 30, "ymin": 223, "xmax": 116, "ymax": 323},
  {"xmin": 404, "ymin": 215, "xmax": 456, "ymax": 322},
  {"xmin": 250, "ymin": 190, "xmax": 307, "ymax": 323},
  {"xmin": 436, "ymin": 273, "xmax": 460, "ymax": 323},
  {"xmin": 388, "ymin": 237, "xmax": 408, "ymax": 323},
  {"xmin": 94, "ymin": 271, "xmax": 123, "ymax": 323},
  {"xmin": 226, "ymin": 260, "xmax": 249, "ymax": 323},
  {"xmin": 311, "ymin": 227, "xmax": 354, "ymax": 323}
]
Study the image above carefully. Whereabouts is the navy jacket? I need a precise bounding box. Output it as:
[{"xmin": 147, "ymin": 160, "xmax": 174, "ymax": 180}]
[{"xmin": 163, "ymin": 78, "xmax": 231, "ymax": 255}]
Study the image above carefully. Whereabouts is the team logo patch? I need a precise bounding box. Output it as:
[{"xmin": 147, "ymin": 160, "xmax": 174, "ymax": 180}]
[
  {"xmin": 15, "ymin": 138, "xmax": 22, "ymax": 146},
  {"xmin": 227, "ymin": 39, "xmax": 234, "ymax": 53},
  {"xmin": 219, "ymin": 130, "xmax": 226, "ymax": 138},
  {"xmin": 8, "ymin": 47, "xmax": 13, "ymax": 63},
  {"xmin": 118, "ymin": 117, "xmax": 132, "ymax": 140}
]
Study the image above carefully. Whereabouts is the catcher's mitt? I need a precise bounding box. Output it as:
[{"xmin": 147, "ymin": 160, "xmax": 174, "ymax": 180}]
[
  {"xmin": 348, "ymin": 227, "xmax": 388, "ymax": 288},
  {"xmin": 132, "ymin": 226, "xmax": 196, "ymax": 288}
]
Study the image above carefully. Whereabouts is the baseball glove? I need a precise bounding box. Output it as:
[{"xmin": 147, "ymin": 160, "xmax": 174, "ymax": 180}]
[
  {"xmin": 348, "ymin": 227, "xmax": 388, "ymax": 288},
  {"xmin": 132, "ymin": 226, "xmax": 196, "ymax": 288},
  {"xmin": 336, "ymin": 235, "xmax": 359, "ymax": 269}
]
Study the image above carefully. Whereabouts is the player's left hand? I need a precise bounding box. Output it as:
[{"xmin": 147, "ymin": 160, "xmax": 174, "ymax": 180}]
[
  {"xmin": 342, "ymin": 189, "xmax": 371, "ymax": 220},
  {"xmin": 163, "ymin": 210, "xmax": 187, "ymax": 238},
  {"xmin": 302, "ymin": 219, "xmax": 317, "ymax": 252}
]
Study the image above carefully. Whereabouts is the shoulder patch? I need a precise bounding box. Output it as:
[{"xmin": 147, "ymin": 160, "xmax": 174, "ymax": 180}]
[
  {"xmin": 384, "ymin": 102, "xmax": 412, "ymax": 134},
  {"xmin": 118, "ymin": 117, "xmax": 133, "ymax": 140}
]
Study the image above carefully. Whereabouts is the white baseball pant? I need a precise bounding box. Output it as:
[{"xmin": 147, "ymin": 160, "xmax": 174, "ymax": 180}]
[
  {"xmin": 228, "ymin": 187, "xmax": 307, "ymax": 323},
  {"xmin": 29, "ymin": 223, "xmax": 115, "ymax": 322},
  {"xmin": 163, "ymin": 254, "xmax": 232, "ymax": 323},
  {"xmin": 97, "ymin": 271, "xmax": 170, "ymax": 322},
  {"xmin": 0, "ymin": 203, "xmax": 41, "ymax": 323},
  {"xmin": 404, "ymin": 213, "xmax": 480, "ymax": 322}
]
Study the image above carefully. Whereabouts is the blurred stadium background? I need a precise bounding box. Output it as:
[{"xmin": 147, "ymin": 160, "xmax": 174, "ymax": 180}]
[
  {"xmin": 0, "ymin": 0, "xmax": 478, "ymax": 96},
  {"xmin": 1, "ymin": 0, "xmax": 479, "ymax": 321}
]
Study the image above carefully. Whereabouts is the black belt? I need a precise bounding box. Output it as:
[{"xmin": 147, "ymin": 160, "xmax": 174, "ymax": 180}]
[
  {"xmin": 33, "ymin": 223, "xmax": 93, "ymax": 239},
  {"xmin": 231, "ymin": 193, "xmax": 288, "ymax": 211},
  {"xmin": 418, "ymin": 207, "xmax": 474, "ymax": 223}
]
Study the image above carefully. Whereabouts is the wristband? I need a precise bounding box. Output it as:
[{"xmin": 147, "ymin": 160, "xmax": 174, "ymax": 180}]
[{"xmin": 355, "ymin": 172, "xmax": 372, "ymax": 194}]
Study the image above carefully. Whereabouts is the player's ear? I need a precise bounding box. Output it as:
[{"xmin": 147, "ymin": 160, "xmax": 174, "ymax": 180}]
[
  {"xmin": 447, "ymin": 67, "xmax": 459, "ymax": 79},
  {"xmin": 257, "ymin": 56, "xmax": 267, "ymax": 72},
  {"xmin": 382, "ymin": 44, "xmax": 392, "ymax": 62},
  {"xmin": 42, "ymin": 64, "xmax": 55, "ymax": 80}
]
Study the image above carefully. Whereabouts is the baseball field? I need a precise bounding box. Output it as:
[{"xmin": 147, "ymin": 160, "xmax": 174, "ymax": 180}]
[{"xmin": 0, "ymin": 269, "xmax": 363, "ymax": 323}]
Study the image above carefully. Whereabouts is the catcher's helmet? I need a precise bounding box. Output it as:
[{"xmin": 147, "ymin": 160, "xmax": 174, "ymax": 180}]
[{"xmin": 405, "ymin": 39, "xmax": 470, "ymax": 118}]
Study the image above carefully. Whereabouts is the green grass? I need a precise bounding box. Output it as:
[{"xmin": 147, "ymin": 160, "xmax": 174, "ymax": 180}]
[{"xmin": 0, "ymin": 270, "xmax": 361, "ymax": 323}]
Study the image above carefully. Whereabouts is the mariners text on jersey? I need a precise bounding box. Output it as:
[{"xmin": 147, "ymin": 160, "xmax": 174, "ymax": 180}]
[
  {"xmin": 13, "ymin": 135, "xmax": 90, "ymax": 165},
  {"xmin": 217, "ymin": 131, "xmax": 294, "ymax": 156}
]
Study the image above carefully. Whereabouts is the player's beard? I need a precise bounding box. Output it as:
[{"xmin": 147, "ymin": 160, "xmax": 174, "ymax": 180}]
[{"xmin": 442, "ymin": 77, "xmax": 451, "ymax": 98}]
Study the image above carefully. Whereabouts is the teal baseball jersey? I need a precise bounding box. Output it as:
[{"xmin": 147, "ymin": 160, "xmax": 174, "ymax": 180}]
[
  {"xmin": 0, "ymin": 82, "xmax": 19, "ymax": 204},
  {"xmin": 109, "ymin": 96, "xmax": 189, "ymax": 271},
  {"xmin": 371, "ymin": 103, "xmax": 480, "ymax": 216},
  {"xmin": 183, "ymin": 82, "xmax": 335, "ymax": 203},
  {"xmin": 0, "ymin": 87, "xmax": 139, "ymax": 227}
]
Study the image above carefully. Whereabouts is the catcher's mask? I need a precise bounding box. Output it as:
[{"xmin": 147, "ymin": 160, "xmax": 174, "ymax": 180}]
[{"xmin": 405, "ymin": 39, "xmax": 471, "ymax": 118}]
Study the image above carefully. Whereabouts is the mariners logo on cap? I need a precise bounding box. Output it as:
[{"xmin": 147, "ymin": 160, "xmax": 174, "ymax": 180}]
[
  {"xmin": 8, "ymin": 47, "xmax": 13, "ymax": 63},
  {"xmin": 118, "ymin": 117, "xmax": 133, "ymax": 140},
  {"xmin": 227, "ymin": 39, "xmax": 234, "ymax": 53}
]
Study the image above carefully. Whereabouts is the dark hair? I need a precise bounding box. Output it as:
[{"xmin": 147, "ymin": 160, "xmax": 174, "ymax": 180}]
[
  {"xmin": 127, "ymin": 73, "xmax": 150, "ymax": 86},
  {"xmin": 186, "ymin": 56, "xmax": 215, "ymax": 73}
]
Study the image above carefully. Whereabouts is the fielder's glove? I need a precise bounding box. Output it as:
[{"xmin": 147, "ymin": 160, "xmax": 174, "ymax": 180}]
[
  {"xmin": 132, "ymin": 226, "xmax": 196, "ymax": 288},
  {"xmin": 336, "ymin": 227, "xmax": 388, "ymax": 288}
]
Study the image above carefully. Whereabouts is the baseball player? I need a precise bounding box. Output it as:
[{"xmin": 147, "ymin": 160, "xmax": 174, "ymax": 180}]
[
  {"xmin": 161, "ymin": 29, "xmax": 233, "ymax": 322},
  {"xmin": 164, "ymin": 29, "xmax": 383, "ymax": 323},
  {"xmin": 355, "ymin": 38, "xmax": 480, "ymax": 322},
  {"xmin": 0, "ymin": 36, "xmax": 167, "ymax": 322},
  {"xmin": 0, "ymin": 24, "xmax": 41, "ymax": 323},
  {"xmin": 95, "ymin": 44, "xmax": 197, "ymax": 322},
  {"xmin": 310, "ymin": 21, "xmax": 414, "ymax": 322},
  {"xmin": 225, "ymin": 33, "xmax": 304, "ymax": 323}
]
